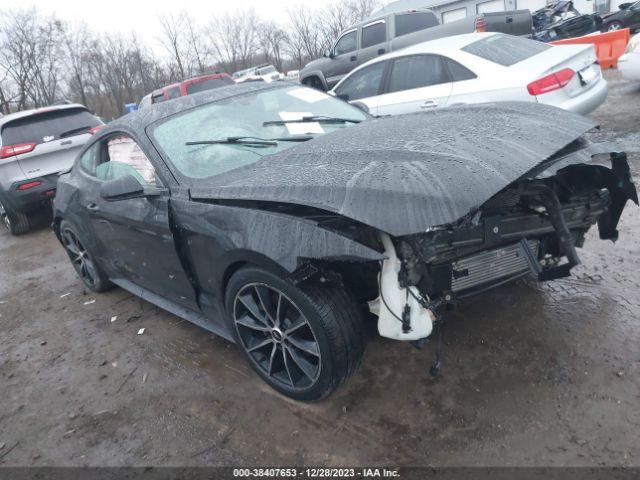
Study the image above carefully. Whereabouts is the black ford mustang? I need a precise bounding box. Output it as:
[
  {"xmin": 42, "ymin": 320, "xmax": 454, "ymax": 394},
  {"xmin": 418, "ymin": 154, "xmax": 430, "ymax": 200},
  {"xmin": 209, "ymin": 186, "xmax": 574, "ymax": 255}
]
[{"xmin": 53, "ymin": 82, "xmax": 637, "ymax": 401}]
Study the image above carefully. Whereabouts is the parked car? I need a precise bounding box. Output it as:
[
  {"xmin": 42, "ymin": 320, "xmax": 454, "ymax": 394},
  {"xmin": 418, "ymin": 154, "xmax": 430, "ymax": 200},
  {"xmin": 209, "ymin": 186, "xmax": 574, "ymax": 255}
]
[
  {"xmin": 618, "ymin": 31, "xmax": 640, "ymax": 79},
  {"xmin": 0, "ymin": 104, "xmax": 103, "ymax": 235},
  {"xmin": 232, "ymin": 64, "xmax": 282, "ymax": 83},
  {"xmin": 330, "ymin": 33, "xmax": 607, "ymax": 116},
  {"xmin": 52, "ymin": 82, "xmax": 637, "ymax": 400},
  {"xmin": 299, "ymin": 8, "xmax": 533, "ymax": 91},
  {"xmin": 602, "ymin": 0, "xmax": 640, "ymax": 32},
  {"xmin": 138, "ymin": 73, "xmax": 234, "ymax": 109},
  {"xmin": 532, "ymin": 1, "xmax": 603, "ymax": 41}
]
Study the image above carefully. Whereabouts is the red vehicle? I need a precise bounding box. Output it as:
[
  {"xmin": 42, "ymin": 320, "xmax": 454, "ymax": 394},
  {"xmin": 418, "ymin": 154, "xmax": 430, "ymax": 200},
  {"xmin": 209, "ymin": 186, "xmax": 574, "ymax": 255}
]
[{"xmin": 139, "ymin": 73, "xmax": 235, "ymax": 108}]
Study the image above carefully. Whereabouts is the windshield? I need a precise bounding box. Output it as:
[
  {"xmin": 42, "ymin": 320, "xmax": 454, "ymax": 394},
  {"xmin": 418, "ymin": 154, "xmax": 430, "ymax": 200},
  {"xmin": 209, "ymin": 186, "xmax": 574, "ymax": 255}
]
[{"xmin": 150, "ymin": 85, "xmax": 367, "ymax": 183}]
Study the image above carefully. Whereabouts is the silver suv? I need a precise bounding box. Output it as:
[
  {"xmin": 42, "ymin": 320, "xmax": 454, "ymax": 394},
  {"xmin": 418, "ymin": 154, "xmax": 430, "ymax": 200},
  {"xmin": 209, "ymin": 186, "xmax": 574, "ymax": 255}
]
[{"xmin": 0, "ymin": 104, "xmax": 102, "ymax": 234}]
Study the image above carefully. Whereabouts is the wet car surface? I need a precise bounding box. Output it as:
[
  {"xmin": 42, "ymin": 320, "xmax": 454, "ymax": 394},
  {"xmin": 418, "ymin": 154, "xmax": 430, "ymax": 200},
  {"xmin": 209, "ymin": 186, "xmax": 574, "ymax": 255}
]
[{"xmin": 0, "ymin": 71, "xmax": 639, "ymax": 465}]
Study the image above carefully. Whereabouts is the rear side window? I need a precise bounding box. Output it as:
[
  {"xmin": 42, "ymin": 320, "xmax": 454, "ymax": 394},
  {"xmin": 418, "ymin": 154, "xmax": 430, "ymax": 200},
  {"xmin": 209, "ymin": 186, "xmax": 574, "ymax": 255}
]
[
  {"xmin": 387, "ymin": 55, "xmax": 450, "ymax": 93},
  {"xmin": 1, "ymin": 108, "xmax": 100, "ymax": 146},
  {"xmin": 334, "ymin": 61, "xmax": 387, "ymax": 101},
  {"xmin": 362, "ymin": 21, "xmax": 386, "ymax": 48},
  {"xmin": 462, "ymin": 34, "xmax": 551, "ymax": 67},
  {"xmin": 445, "ymin": 59, "xmax": 477, "ymax": 81},
  {"xmin": 186, "ymin": 77, "xmax": 234, "ymax": 95},
  {"xmin": 394, "ymin": 12, "xmax": 439, "ymax": 37},
  {"xmin": 167, "ymin": 86, "xmax": 182, "ymax": 99},
  {"xmin": 151, "ymin": 91, "xmax": 165, "ymax": 104}
]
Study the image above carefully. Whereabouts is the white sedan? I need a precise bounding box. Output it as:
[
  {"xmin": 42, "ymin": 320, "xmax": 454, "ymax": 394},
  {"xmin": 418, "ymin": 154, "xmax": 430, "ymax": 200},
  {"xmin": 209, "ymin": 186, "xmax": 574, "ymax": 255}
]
[
  {"xmin": 618, "ymin": 32, "xmax": 640, "ymax": 81},
  {"xmin": 330, "ymin": 32, "xmax": 608, "ymax": 116}
]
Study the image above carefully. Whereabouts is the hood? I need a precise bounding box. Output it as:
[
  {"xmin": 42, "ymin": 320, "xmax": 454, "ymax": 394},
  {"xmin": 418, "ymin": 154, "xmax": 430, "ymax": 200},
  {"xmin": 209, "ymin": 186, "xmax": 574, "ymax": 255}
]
[
  {"xmin": 190, "ymin": 102, "xmax": 596, "ymax": 237},
  {"xmin": 300, "ymin": 57, "xmax": 328, "ymax": 74}
]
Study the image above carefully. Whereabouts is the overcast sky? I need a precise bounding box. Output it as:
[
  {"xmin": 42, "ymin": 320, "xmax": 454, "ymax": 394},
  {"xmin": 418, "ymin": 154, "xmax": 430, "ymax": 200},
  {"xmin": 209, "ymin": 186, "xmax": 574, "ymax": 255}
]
[{"xmin": 3, "ymin": 0, "xmax": 357, "ymax": 53}]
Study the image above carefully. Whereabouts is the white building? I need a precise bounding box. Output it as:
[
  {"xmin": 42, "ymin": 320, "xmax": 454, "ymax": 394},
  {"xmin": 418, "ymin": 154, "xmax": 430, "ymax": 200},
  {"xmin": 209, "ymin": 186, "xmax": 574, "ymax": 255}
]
[{"xmin": 373, "ymin": 0, "xmax": 612, "ymax": 25}]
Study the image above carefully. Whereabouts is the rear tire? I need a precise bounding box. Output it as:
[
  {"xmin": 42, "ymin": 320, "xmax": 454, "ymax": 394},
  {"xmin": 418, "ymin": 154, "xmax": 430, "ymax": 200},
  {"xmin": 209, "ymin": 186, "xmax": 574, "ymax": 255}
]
[
  {"xmin": 60, "ymin": 219, "xmax": 112, "ymax": 293},
  {"xmin": 224, "ymin": 267, "xmax": 365, "ymax": 401},
  {"xmin": 0, "ymin": 200, "xmax": 30, "ymax": 235}
]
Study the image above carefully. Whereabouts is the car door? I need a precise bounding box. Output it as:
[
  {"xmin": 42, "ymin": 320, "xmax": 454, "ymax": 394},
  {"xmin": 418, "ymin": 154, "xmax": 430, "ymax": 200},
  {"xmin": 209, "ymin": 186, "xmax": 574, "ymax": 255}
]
[
  {"xmin": 442, "ymin": 57, "xmax": 481, "ymax": 107},
  {"xmin": 325, "ymin": 29, "xmax": 359, "ymax": 88},
  {"xmin": 357, "ymin": 20, "xmax": 389, "ymax": 66},
  {"xmin": 375, "ymin": 54, "xmax": 453, "ymax": 116},
  {"xmin": 332, "ymin": 60, "xmax": 390, "ymax": 115},
  {"xmin": 77, "ymin": 133, "xmax": 199, "ymax": 310}
]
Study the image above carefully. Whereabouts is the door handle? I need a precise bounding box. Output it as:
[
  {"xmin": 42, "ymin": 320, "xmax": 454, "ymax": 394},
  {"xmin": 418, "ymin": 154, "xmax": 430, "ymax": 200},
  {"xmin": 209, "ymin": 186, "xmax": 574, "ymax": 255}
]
[
  {"xmin": 87, "ymin": 202, "xmax": 99, "ymax": 211},
  {"xmin": 506, "ymin": 16, "xmax": 514, "ymax": 23},
  {"xmin": 350, "ymin": 55, "xmax": 357, "ymax": 61},
  {"xmin": 377, "ymin": 48, "xmax": 385, "ymax": 55},
  {"xmin": 420, "ymin": 101, "xmax": 437, "ymax": 109},
  {"xmin": 61, "ymin": 140, "xmax": 72, "ymax": 146}
]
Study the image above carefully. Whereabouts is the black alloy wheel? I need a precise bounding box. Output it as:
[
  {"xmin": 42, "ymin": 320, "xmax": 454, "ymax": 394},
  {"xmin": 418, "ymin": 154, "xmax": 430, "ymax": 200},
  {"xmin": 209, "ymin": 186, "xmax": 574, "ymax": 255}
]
[
  {"xmin": 225, "ymin": 267, "xmax": 365, "ymax": 401},
  {"xmin": 59, "ymin": 220, "xmax": 111, "ymax": 292},
  {"xmin": 233, "ymin": 282, "xmax": 322, "ymax": 390}
]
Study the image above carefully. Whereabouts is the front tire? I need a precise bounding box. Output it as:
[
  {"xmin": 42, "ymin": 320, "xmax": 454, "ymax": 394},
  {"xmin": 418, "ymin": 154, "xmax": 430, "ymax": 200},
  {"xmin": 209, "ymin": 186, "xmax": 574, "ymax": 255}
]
[
  {"xmin": 225, "ymin": 267, "xmax": 364, "ymax": 401},
  {"xmin": 606, "ymin": 21, "xmax": 623, "ymax": 31},
  {"xmin": 60, "ymin": 219, "xmax": 112, "ymax": 292},
  {"xmin": 0, "ymin": 200, "xmax": 30, "ymax": 235},
  {"xmin": 302, "ymin": 76, "xmax": 325, "ymax": 91}
]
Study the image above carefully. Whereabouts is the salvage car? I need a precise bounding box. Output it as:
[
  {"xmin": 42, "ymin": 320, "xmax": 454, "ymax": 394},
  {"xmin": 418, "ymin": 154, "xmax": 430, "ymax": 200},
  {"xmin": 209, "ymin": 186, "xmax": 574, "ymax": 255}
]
[
  {"xmin": 53, "ymin": 82, "xmax": 637, "ymax": 401},
  {"xmin": 532, "ymin": 0, "xmax": 603, "ymax": 41},
  {"xmin": 602, "ymin": 1, "xmax": 640, "ymax": 32},
  {"xmin": 331, "ymin": 33, "xmax": 607, "ymax": 116}
]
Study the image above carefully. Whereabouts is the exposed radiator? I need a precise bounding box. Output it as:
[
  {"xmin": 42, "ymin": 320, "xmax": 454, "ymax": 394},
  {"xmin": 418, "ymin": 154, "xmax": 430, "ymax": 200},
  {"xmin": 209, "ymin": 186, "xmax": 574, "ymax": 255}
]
[{"xmin": 451, "ymin": 240, "xmax": 539, "ymax": 293}]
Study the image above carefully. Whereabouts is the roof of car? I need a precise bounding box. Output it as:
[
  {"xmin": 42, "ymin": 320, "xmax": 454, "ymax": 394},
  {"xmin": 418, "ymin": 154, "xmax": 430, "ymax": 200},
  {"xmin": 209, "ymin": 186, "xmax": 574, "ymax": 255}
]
[
  {"xmin": 397, "ymin": 32, "xmax": 500, "ymax": 55},
  {"xmin": 109, "ymin": 81, "xmax": 289, "ymax": 132},
  {"xmin": 161, "ymin": 72, "xmax": 231, "ymax": 92},
  {"xmin": 0, "ymin": 103, "xmax": 88, "ymax": 128}
]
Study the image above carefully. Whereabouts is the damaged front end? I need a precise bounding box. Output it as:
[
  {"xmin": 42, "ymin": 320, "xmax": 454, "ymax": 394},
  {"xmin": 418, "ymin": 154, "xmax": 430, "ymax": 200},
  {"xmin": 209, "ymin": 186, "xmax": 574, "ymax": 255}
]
[{"xmin": 374, "ymin": 148, "xmax": 637, "ymax": 343}]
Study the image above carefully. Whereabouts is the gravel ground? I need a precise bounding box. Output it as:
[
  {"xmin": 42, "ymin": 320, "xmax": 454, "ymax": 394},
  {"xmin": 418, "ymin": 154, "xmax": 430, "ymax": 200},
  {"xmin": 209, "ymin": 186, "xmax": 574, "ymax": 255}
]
[{"xmin": 0, "ymin": 70, "xmax": 638, "ymax": 467}]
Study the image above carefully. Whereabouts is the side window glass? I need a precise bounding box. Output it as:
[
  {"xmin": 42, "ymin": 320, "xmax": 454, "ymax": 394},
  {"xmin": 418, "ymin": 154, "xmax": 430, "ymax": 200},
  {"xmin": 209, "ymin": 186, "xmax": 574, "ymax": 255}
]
[
  {"xmin": 167, "ymin": 86, "xmax": 181, "ymax": 99},
  {"xmin": 334, "ymin": 31, "xmax": 357, "ymax": 56},
  {"xmin": 334, "ymin": 61, "xmax": 386, "ymax": 101},
  {"xmin": 151, "ymin": 92, "xmax": 165, "ymax": 104},
  {"xmin": 387, "ymin": 55, "xmax": 450, "ymax": 93},
  {"xmin": 361, "ymin": 22, "xmax": 386, "ymax": 48},
  {"xmin": 445, "ymin": 59, "xmax": 477, "ymax": 82},
  {"xmin": 95, "ymin": 135, "xmax": 157, "ymax": 185},
  {"xmin": 79, "ymin": 143, "xmax": 98, "ymax": 175}
]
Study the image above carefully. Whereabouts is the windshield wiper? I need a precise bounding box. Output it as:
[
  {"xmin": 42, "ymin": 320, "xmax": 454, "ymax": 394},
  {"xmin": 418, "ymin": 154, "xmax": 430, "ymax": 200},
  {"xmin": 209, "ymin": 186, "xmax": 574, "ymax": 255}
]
[
  {"xmin": 185, "ymin": 135, "xmax": 314, "ymax": 147},
  {"xmin": 60, "ymin": 125, "xmax": 93, "ymax": 138},
  {"xmin": 262, "ymin": 116, "xmax": 362, "ymax": 127}
]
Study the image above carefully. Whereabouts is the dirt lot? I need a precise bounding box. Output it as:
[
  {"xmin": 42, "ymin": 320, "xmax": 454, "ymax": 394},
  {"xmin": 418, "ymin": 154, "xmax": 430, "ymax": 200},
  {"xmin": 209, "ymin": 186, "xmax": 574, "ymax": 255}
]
[{"xmin": 1, "ymin": 71, "xmax": 639, "ymax": 467}]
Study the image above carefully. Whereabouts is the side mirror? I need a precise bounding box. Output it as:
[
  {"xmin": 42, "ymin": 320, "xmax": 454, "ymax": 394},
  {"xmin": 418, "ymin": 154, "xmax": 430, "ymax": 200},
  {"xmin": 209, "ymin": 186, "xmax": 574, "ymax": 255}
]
[
  {"xmin": 326, "ymin": 50, "xmax": 335, "ymax": 59},
  {"xmin": 100, "ymin": 175, "xmax": 164, "ymax": 201},
  {"xmin": 336, "ymin": 93, "xmax": 350, "ymax": 102},
  {"xmin": 351, "ymin": 101, "xmax": 370, "ymax": 114},
  {"xmin": 619, "ymin": 2, "xmax": 631, "ymax": 8}
]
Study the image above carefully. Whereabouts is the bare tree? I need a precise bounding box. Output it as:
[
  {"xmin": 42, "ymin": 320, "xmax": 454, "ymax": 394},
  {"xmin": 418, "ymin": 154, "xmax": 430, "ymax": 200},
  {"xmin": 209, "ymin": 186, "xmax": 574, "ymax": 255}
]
[
  {"xmin": 286, "ymin": 6, "xmax": 325, "ymax": 68},
  {"xmin": 63, "ymin": 22, "xmax": 92, "ymax": 106},
  {"xmin": 207, "ymin": 8, "xmax": 259, "ymax": 73},
  {"xmin": 158, "ymin": 13, "xmax": 190, "ymax": 79},
  {"xmin": 259, "ymin": 21, "xmax": 288, "ymax": 71}
]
